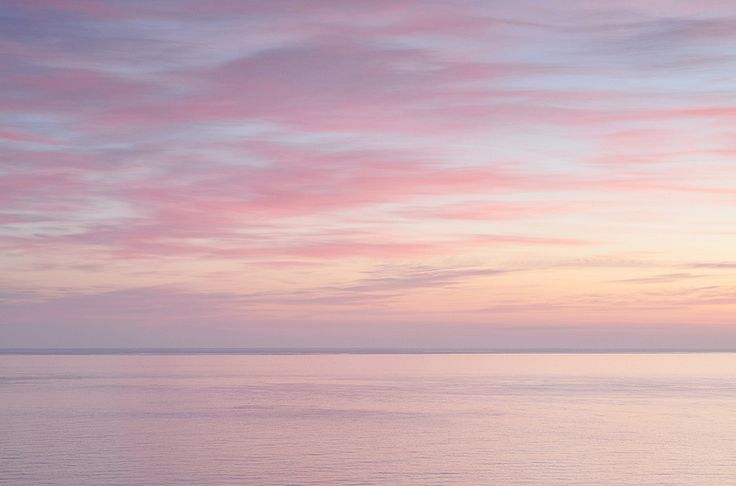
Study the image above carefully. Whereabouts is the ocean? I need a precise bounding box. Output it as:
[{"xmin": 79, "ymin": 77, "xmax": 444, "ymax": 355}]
[{"xmin": 1, "ymin": 352, "xmax": 735, "ymax": 485}]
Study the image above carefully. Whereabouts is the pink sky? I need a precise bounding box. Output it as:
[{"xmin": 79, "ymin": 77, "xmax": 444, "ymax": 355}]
[{"xmin": 2, "ymin": 0, "xmax": 736, "ymax": 348}]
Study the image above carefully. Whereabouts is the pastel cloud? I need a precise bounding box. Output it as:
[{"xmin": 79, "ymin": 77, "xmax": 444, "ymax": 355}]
[{"xmin": 1, "ymin": 0, "xmax": 735, "ymax": 348}]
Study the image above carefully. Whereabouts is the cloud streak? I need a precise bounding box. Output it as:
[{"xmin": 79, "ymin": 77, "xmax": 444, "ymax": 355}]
[{"xmin": 2, "ymin": 0, "xmax": 735, "ymax": 347}]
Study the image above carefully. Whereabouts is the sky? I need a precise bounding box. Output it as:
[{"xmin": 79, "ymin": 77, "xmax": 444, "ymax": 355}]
[{"xmin": 1, "ymin": 0, "xmax": 736, "ymax": 349}]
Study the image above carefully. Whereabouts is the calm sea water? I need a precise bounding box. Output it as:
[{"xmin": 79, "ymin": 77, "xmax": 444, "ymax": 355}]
[{"xmin": 1, "ymin": 353, "xmax": 736, "ymax": 485}]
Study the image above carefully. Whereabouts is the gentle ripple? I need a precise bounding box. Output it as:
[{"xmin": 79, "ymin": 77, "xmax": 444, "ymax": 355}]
[{"xmin": 1, "ymin": 353, "xmax": 736, "ymax": 485}]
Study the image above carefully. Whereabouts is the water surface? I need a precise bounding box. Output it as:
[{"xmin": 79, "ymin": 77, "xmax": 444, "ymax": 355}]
[{"xmin": 2, "ymin": 353, "xmax": 735, "ymax": 485}]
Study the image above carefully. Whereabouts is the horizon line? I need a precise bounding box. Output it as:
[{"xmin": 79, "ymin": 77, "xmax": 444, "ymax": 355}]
[{"xmin": 2, "ymin": 347, "xmax": 736, "ymax": 356}]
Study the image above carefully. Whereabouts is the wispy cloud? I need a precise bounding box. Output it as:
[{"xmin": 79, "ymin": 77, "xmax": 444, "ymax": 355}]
[
  {"xmin": 610, "ymin": 273, "xmax": 704, "ymax": 284},
  {"xmin": 2, "ymin": 0, "xmax": 735, "ymax": 347}
]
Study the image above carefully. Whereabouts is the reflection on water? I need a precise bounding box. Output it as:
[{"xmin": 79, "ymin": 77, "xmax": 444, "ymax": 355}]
[{"xmin": 2, "ymin": 353, "xmax": 735, "ymax": 485}]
